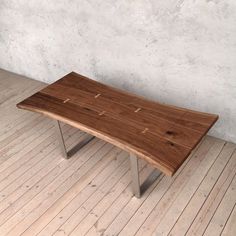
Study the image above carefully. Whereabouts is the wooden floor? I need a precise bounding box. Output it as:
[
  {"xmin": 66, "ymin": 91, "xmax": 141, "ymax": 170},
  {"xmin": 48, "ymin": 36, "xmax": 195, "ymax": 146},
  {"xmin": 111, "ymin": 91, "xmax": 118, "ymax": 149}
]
[{"xmin": 0, "ymin": 69, "xmax": 235, "ymax": 236}]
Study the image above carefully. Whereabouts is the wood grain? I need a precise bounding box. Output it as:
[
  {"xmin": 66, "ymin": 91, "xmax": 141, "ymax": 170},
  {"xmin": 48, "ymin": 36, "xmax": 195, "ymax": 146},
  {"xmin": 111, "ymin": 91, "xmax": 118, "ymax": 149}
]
[
  {"xmin": 0, "ymin": 68, "xmax": 234, "ymax": 236},
  {"xmin": 17, "ymin": 72, "xmax": 218, "ymax": 176}
]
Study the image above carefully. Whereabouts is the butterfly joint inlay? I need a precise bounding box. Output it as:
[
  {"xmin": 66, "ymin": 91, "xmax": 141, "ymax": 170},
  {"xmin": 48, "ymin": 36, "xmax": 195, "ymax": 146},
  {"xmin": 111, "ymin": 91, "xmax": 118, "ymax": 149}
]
[
  {"xmin": 63, "ymin": 98, "xmax": 70, "ymax": 103},
  {"xmin": 94, "ymin": 93, "xmax": 101, "ymax": 98},
  {"xmin": 99, "ymin": 111, "xmax": 106, "ymax": 116},
  {"xmin": 142, "ymin": 128, "xmax": 149, "ymax": 134},
  {"xmin": 135, "ymin": 108, "xmax": 142, "ymax": 113}
]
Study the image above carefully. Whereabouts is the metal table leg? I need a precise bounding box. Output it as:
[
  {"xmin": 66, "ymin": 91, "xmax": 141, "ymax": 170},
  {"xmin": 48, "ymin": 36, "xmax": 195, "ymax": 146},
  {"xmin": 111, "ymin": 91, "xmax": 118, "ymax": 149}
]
[
  {"xmin": 130, "ymin": 153, "xmax": 141, "ymax": 198},
  {"xmin": 54, "ymin": 120, "xmax": 95, "ymax": 159},
  {"xmin": 130, "ymin": 153, "xmax": 162, "ymax": 198}
]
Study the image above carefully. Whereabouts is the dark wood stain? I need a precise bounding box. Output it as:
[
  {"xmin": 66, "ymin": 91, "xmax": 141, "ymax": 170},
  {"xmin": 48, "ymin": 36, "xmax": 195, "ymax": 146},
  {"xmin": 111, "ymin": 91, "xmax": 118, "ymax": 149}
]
[{"xmin": 17, "ymin": 72, "xmax": 218, "ymax": 176}]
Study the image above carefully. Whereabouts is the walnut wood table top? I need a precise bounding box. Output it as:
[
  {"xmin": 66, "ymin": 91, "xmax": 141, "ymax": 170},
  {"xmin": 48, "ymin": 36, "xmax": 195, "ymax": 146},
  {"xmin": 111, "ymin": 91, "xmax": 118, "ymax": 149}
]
[{"xmin": 17, "ymin": 72, "xmax": 218, "ymax": 176}]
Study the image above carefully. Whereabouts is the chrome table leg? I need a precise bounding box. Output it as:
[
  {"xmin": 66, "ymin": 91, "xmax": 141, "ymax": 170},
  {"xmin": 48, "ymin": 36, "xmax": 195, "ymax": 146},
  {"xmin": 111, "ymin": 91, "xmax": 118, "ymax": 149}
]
[
  {"xmin": 130, "ymin": 153, "xmax": 162, "ymax": 198},
  {"xmin": 54, "ymin": 120, "xmax": 95, "ymax": 159},
  {"xmin": 130, "ymin": 153, "xmax": 141, "ymax": 198},
  {"xmin": 54, "ymin": 120, "xmax": 68, "ymax": 158}
]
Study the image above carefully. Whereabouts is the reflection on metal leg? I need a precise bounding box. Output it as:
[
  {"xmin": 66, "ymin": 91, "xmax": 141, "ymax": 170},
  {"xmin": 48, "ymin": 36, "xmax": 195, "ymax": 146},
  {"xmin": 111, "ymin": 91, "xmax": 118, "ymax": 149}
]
[
  {"xmin": 130, "ymin": 153, "xmax": 141, "ymax": 198},
  {"xmin": 54, "ymin": 120, "xmax": 68, "ymax": 158},
  {"xmin": 54, "ymin": 120, "xmax": 95, "ymax": 159},
  {"xmin": 130, "ymin": 153, "xmax": 162, "ymax": 198}
]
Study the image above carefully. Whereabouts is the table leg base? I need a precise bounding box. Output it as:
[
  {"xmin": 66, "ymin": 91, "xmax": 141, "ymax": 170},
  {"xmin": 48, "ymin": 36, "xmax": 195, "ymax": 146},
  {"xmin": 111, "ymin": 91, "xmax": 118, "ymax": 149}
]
[
  {"xmin": 130, "ymin": 153, "xmax": 161, "ymax": 198},
  {"xmin": 54, "ymin": 119, "xmax": 160, "ymax": 198},
  {"xmin": 54, "ymin": 120, "xmax": 94, "ymax": 159}
]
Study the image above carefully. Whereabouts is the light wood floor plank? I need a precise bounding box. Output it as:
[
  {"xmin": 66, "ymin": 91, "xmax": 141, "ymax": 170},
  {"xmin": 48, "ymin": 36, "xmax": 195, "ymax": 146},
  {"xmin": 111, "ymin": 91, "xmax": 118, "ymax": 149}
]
[
  {"xmin": 0, "ymin": 115, "xmax": 46, "ymax": 153},
  {"xmin": 0, "ymin": 124, "xmax": 71, "ymax": 183},
  {"xmin": 153, "ymin": 142, "xmax": 236, "ymax": 236},
  {"xmin": 133, "ymin": 139, "xmax": 226, "ymax": 236},
  {"xmin": 0, "ymin": 127, "xmax": 79, "ymax": 218},
  {"xmin": 186, "ymin": 149, "xmax": 236, "ymax": 235},
  {"xmin": 33, "ymin": 149, "xmax": 125, "ymax": 236},
  {"xmin": 85, "ymin": 139, "xmax": 206, "ymax": 236},
  {"xmin": 0, "ymin": 69, "xmax": 235, "ymax": 236},
  {"xmin": 169, "ymin": 143, "xmax": 236, "ymax": 236},
  {"xmin": 105, "ymin": 137, "xmax": 219, "ymax": 236},
  {"xmin": 0, "ymin": 76, "xmax": 41, "ymax": 109},
  {"xmin": 0, "ymin": 82, "xmax": 43, "ymax": 109},
  {"xmin": 0, "ymin": 112, "xmax": 39, "ymax": 143},
  {"xmin": 2, "ymin": 141, "xmax": 108, "ymax": 235},
  {"xmin": 0, "ymin": 122, "xmax": 55, "ymax": 189},
  {"xmin": 25, "ymin": 149, "xmax": 128, "ymax": 236},
  {"xmin": 79, "ymin": 165, "xmax": 162, "ymax": 236},
  {"xmin": 0, "ymin": 140, "xmax": 106, "ymax": 235},
  {"xmin": 221, "ymin": 203, "xmax": 236, "ymax": 236},
  {"xmin": 52, "ymin": 155, "xmax": 140, "ymax": 236},
  {"xmin": 0, "ymin": 83, "xmax": 44, "ymax": 125},
  {"xmin": 203, "ymin": 152, "xmax": 236, "ymax": 236},
  {"xmin": 0, "ymin": 129, "xmax": 81, "ymax": 224},
  {"xmin": 69, "ymin": 160, "xmax": 153, "ymax": 236},
  {"xmin": 0, "ymin": 117, "xmax": 53, "ymax": 171}
]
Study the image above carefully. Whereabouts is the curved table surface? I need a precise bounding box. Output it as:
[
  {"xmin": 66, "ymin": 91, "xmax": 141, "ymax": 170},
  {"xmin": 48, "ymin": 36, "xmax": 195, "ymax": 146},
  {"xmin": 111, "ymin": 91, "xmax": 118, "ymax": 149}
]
[{"xmin": 17, "ymin": 72, "xmax": 218, "ymax": 176}]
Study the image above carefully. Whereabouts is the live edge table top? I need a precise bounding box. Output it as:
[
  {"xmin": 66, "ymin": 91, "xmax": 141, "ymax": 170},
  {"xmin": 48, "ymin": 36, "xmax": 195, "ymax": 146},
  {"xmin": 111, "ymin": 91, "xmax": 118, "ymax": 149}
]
[{"xmin": 17, "ymin": 72, "xmax": 218, "ymax": 176}]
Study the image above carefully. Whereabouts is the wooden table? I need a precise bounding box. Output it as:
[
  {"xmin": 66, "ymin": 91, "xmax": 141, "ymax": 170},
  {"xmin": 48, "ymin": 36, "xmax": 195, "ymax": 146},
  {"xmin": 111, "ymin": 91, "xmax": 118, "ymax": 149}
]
[{"xmin": 17, "ymin": 72, "xmax": 218, "ymax": 197}]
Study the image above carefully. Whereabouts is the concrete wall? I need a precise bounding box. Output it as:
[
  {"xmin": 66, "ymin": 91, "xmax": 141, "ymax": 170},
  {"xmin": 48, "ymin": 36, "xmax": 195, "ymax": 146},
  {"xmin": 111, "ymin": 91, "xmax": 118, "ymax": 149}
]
[{"xmin": 0, "ymin": 0, "xmax": 236, "ymax": 142}]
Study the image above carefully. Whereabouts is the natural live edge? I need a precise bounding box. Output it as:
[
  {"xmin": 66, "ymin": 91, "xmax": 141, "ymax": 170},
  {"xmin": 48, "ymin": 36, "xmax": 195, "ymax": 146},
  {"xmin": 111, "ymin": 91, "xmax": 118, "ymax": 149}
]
[
  {"xmin": 16, "ymin": 100, "xmax": 217, "ymax": 177},
  {"xmin": 16, "ymin": 92, "xmax": 192, "ymax": 176},
  {"xmin": 16, "ymin": 97, "xmax": 190, "ymax": 177},
  {"xmin": 17, "ymin": 102, "xmax": 176, "ymax": 176},
  {"xmin": 16, "ymin": 72, "xmax": 219, "ymax": 178}
]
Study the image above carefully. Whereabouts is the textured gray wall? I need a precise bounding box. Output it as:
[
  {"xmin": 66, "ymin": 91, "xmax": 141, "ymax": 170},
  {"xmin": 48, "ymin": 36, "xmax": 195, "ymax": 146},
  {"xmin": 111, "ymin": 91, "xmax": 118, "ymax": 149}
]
[{"xmin": 0, "ymin": 0, "xmax": 236, "ymax": 142}]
